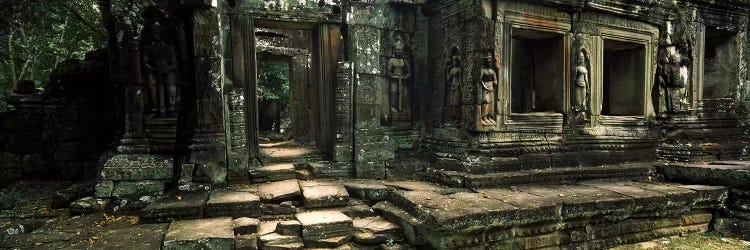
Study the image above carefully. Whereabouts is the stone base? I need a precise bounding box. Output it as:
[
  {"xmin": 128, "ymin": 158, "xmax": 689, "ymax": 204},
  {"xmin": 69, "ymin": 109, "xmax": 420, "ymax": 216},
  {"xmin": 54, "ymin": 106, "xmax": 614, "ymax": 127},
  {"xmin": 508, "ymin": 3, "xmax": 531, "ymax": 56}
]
[
  {"xmin": 657, "ymin": 142, "xmax": 744, "ymax": 163},
  {"xmin": 97, "ymin": 154, "xmax": 173, "ymax": 198},
  {"xmin": 714, "ymin": 217, "xmax": 750, "ymax": 240},
  {"xmin": 382, "ymin": 181, "xmax": 726, "ymax": 249}
]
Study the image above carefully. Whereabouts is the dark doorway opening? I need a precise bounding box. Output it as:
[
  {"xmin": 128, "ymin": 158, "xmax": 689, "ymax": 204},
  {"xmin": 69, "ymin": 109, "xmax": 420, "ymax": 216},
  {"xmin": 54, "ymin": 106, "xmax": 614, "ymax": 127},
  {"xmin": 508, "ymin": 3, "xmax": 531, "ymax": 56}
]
[
  {"xmin": 703, "ymin": 28, "xmax": 738, "ymax": 99},
  {"xmin": 254, "ymin": 27, "xmax": 322, "ymax": 163},
  {"xmin": 510, "ymin": 29, "xmax": 566, "ymax": 114},
  {"xmin": 257, "ymin": 59, "xmax": 291, "ymax": 141},
  {"xmin": 602, "ymin": 39, "xmax": 646, "ymax": 116}
]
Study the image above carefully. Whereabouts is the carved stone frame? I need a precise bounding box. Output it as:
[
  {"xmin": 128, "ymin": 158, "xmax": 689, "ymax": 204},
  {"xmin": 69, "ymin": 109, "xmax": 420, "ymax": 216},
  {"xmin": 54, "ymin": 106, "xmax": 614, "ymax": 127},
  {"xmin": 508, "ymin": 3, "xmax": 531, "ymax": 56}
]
[
  {"xmin": 496, "ymin": 12, "xmax": 572, "ymax": 131},
  {"xmin": 590, "ymin": 27, "xmax": 658, "ymax": 126}
]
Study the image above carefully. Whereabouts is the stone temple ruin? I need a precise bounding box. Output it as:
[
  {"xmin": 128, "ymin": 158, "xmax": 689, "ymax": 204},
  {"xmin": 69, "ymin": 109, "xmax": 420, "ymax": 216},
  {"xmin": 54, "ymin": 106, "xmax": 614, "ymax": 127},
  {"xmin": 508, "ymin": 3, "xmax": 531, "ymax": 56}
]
[{"xmin": 2, "ymin": 0, "xmax": 750, "ymax": 249}]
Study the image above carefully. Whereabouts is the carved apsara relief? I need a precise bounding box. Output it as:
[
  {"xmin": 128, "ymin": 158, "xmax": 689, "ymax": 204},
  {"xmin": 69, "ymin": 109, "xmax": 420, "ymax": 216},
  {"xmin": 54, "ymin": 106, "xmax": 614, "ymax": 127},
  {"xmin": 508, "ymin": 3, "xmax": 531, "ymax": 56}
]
[
  {"xmin": 445, "ymin": 46, "xmax": 462, "ymax": 125},
  {"xmin": 479, "ymin": 55, "xmax": 498, "ymax": 126}
]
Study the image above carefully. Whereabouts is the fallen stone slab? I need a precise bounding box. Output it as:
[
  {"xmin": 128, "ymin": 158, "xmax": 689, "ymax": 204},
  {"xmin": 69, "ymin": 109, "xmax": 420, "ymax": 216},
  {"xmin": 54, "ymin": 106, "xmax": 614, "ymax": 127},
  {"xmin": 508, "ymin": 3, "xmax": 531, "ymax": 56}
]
[
  {"xmin": 249, "ymin": 163, "xmax": 297, "ymax": 183},
  {"xmin": 205, "ymin": 190, "xmax": 261, "ymax": 218},
  {"xmin": 263, "ymin": 242, "xmax": 304, "ymax": 249},
  {"xmin": 383, "ymin": 180, "xmax": 445, "ymax": 192},
  {"xmin": 141, "ymin": 192, "xmax": 208, "ymax": 222},
  {"xmin": 339, "ymin": 199, "xmax": 377, "ymax": 218},
  {"xmin": 0, "ymin": 231, "xmax": 78, "ymax": 248},
  {"xmin": 344, "ymin": 180, "xmax": 390, "ymax": 202},
  {"xmin": 69, "ymin": 196, "xmax": 108, "ymax": 214},
  {"xmin": 235, "ymin": 234, "xmax": 258, "ymax": 250},
  {"xmin": 352, "ymin": 216, "xmax": 402, "ymax": 244},
  {"xmin": 296, "ymin": 211, "xmax": 353, "ymax": 241},
  {"xmin": 259, "ymin": 233, "xmax": 303, "ymax": 246},
  {"xmin": 92, "ymin": 223, "xmax": 168, "ymax": 249},
  {"xmin": 259, "ymin": 180, "xmax": 301, "ymax": 203},
  {"xmin": 233, "ymin": 217, "xmax": 259, "ymax": 235},
  {"xmin": 353, "ymin": 216, "xmax": 401, "ymax": 235},
  {"xmin": 372, "ymin": 201, "xmax": 426, "ymax": 246},
  {"xmin": 162, "ymin": 217, "xmax": 235, "ymax": 250},
  {"xmin": 305, "ymin": 235, "xmax": 351, "ymax": 248},
  {"xmin": 300, "ymin": 181, "xmax": 350, "ymax": 208},
  {"xmin": 276, "ymin": 220, "xmax": 302, "ymax": 236},
  {"xmin": 262, "ymin": 202, "xmax": 297, "ymax": 215},
  {"xmin": 258, "ymin": 220, "xmax": 279, "ymax": 235}
]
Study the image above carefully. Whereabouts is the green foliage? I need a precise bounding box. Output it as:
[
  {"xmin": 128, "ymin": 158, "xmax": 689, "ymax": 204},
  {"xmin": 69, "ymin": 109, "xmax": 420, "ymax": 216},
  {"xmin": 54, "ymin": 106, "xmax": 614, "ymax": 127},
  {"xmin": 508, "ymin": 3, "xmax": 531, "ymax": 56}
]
[
  {"xmin": 0, "ymin": 0, "xmax": 105, "ymax": 109},
  {"xmin": 257, "ymin": 60, "xmax": 290, "ymax": 108}
]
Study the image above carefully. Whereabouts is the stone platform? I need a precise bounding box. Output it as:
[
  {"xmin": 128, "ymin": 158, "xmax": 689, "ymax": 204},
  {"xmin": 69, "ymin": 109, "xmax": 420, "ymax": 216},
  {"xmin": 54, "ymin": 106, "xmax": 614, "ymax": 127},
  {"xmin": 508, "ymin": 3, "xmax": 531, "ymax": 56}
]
[
  {"xmin": 658, "ymin": 161, "xmax": 750, "ymax": 240},
  {"xmin": 382, "ymin": 181, "xmax": 726, "ymax": 249},
  {"xmin": 136, "ymin": 176, "xmax": 727, "ymax": 249},
  {"xmin": 129, "ymin": 153, "xmax": 738, "ymax": 249}
]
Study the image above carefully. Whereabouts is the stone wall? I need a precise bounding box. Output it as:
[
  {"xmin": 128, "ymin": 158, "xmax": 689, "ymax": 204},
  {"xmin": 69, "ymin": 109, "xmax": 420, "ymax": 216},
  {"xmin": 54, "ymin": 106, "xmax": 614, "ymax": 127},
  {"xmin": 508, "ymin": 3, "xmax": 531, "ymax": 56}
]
[
  {"xmin": 416, "ymin": 0, "xmax": 750, "ymax": 172},
  {"xmin": 0, "ymin": 50, "xmax": 119, "ymax": 187}
]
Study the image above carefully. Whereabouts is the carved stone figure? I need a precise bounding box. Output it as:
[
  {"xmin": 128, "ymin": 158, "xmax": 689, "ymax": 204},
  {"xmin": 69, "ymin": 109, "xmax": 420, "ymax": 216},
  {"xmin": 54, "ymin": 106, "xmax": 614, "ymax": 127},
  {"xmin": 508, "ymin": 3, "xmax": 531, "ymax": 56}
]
[
  {"xmin": 657, "ymin": 46, "xmax": 689, "ymax": 114},
  {"xmin": 143, "ymin": 7, "xmax": 180, "ymax": 117},
  {"xmin": 387, "ymin": 35, "xmax": 411, "ymax": 114},
  {"xmin": 480, "ymin": 56, "xmax": 497, "ymax": 126},
  {"xmin": 446, "ymin": 46, "xmax": 462, "ymax": 125},
  {"xmin": 575, "ymin": 49, "xmax": 590, "ymax": 120}
]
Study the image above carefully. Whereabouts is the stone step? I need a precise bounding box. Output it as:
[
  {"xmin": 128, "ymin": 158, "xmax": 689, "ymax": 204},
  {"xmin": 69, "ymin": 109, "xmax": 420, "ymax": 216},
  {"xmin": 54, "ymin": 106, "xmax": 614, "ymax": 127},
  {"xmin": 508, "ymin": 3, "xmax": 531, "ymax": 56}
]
[
  {"xmin": 296, "ymin": 162, "xmax": 354, "ymax": 179},
  {"xmin": 296, "ymin": 211, "xmax": 354, "ymax": 241},
  {"xmin": 300, "ymin": 180, "xmax": 350, "ymax": 208},
  {"xmin": 259, "ymin": 179, "xmax": 301, "ymax": 203},
  {"xmin": 141, "ymin": 192, "xmax": 209, "ymax": 223},
  {"xmin": 250, "ymin": 163, "xmax": 297, "ymax": 183},
  {"xmin": 658, "ymin": 162, "xmax": 750, "ymax": 189},
  {"xmin": 657, "ymin": 160, "xmax": 750, "ymax": 240},
  {"xmin": 304, "ymin": 235, "xmax": 351, "ymax": 248},
  {"xmin": 352, "ymin": 216, "xmax": 403, "ymax": 245},
  {"xmin": 295, "ymin": 198, "xmax": 377, "ymax": 219},
  {"xmin": 385, "ymin": 180, "xmax": 727, "ymax": 249},
  {"xmin": 205, "ymin": 190, "xmax": 261, "ymax": 218},
  {"xmin": 162, "ymin": 217, "xmax": 234, "ymax": 250},
  {"xmin": 344, "ymin": 180, "xmax": 390, "ymax": 202},
  {"xmin": 421, "ymin": 163, "xmax": 654, "ymax": 188}
]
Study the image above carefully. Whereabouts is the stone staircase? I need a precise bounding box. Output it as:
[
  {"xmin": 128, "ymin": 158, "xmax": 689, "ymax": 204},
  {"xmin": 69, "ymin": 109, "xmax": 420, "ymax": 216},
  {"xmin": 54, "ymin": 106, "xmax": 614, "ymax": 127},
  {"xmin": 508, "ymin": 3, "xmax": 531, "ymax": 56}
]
[{"xmin": 137, "ymin": 155, "xmax": 733, "ymax": 249}]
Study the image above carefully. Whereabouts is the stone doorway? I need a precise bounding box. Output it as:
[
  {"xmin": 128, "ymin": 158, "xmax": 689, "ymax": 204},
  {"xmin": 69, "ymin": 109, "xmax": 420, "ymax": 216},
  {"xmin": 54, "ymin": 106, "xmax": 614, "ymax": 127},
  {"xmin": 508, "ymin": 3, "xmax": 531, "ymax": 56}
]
[
  {"xmin": 510, "ymin": 29, "xmax": 566, "ymax": 114},
  {"xmin": 602, "ymin": 39, "xmax": 647, "ymax": 116},
  {"xmin": 224, "ymin": 15, "xmax": 340, "ymax": 180},
  {"xmin": 254, "ymin": 27, "xmax": 323, "ymax": 164}
]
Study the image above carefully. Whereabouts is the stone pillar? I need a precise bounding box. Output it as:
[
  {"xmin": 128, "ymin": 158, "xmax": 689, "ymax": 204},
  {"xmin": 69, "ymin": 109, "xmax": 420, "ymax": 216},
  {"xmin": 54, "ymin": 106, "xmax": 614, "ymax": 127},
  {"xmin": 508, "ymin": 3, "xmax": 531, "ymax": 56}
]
[
  {"xmin": 187, "ymin": 6, "xmax": 228, "ymax": 187},
  {"xmin": 348, "ymin": 1, "xmax": 396, "ymax": 179},
  {"xmin": 335, "ymin": 62, "xmax": 354, "ymax": 163},
  {"xmin": 96, "ymin": 1, "xmax": 172, "ymax": 199}
]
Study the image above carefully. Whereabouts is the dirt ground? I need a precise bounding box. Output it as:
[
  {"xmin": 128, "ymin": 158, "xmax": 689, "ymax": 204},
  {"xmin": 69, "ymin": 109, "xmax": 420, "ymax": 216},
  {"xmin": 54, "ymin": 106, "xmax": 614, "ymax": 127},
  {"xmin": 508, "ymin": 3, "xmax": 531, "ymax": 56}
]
[{"xmin": 0, "ymin": 181, "xmax": 166, "ymax": 250}]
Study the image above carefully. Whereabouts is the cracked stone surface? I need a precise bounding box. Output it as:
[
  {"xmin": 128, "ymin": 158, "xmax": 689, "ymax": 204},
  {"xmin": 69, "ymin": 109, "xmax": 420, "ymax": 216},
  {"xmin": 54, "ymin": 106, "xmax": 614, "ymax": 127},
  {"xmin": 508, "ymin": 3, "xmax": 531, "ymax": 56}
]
[
  {"xmin": 162, "ymin": 217, "xmax": 234, "ymax": 250},
  {"xmin": 259, "ymin": 180, "xmax": 301, "ymax": 203},
  {"xmin": 300, "ymin": 181, "xmax": 350, "ymax": 208}
]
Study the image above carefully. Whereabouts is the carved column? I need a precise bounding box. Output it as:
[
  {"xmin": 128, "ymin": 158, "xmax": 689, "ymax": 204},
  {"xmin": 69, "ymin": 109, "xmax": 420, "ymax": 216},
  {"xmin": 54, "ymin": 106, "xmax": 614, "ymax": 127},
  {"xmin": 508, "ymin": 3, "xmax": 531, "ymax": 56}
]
[
  {"xmin": 187, "ymin": 6, "xmax": 228, "ymax": 186},
  {"xmin": 114, "ymin": 1, "xmax": 149, "ymax": 154}
]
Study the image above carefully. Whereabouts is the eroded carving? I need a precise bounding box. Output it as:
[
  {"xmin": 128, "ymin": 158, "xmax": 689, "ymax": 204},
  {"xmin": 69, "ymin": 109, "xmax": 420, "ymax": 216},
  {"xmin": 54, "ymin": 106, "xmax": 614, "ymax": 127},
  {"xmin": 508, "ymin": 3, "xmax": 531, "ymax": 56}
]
[
  {"xmin": 657, "ymin": 45, "xmax": 690, "ymax": 114},
  {"xmin": 575, "ymin": 48, "xmax": 591, "ymax": 120},
  {"xmin": 142, "ymin": 6, "xmax": 181, "ymax": 117},
  {"xmin": 480, "ymin": 55, "xmax": 497, "ymax": 126},
  {"xmin": 388, "ymin": 34, "xmax": 411, "ymax": 116},
  {"xmin": 445, "ymin": 46, "xmax": 462, "ymax": 125}
]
